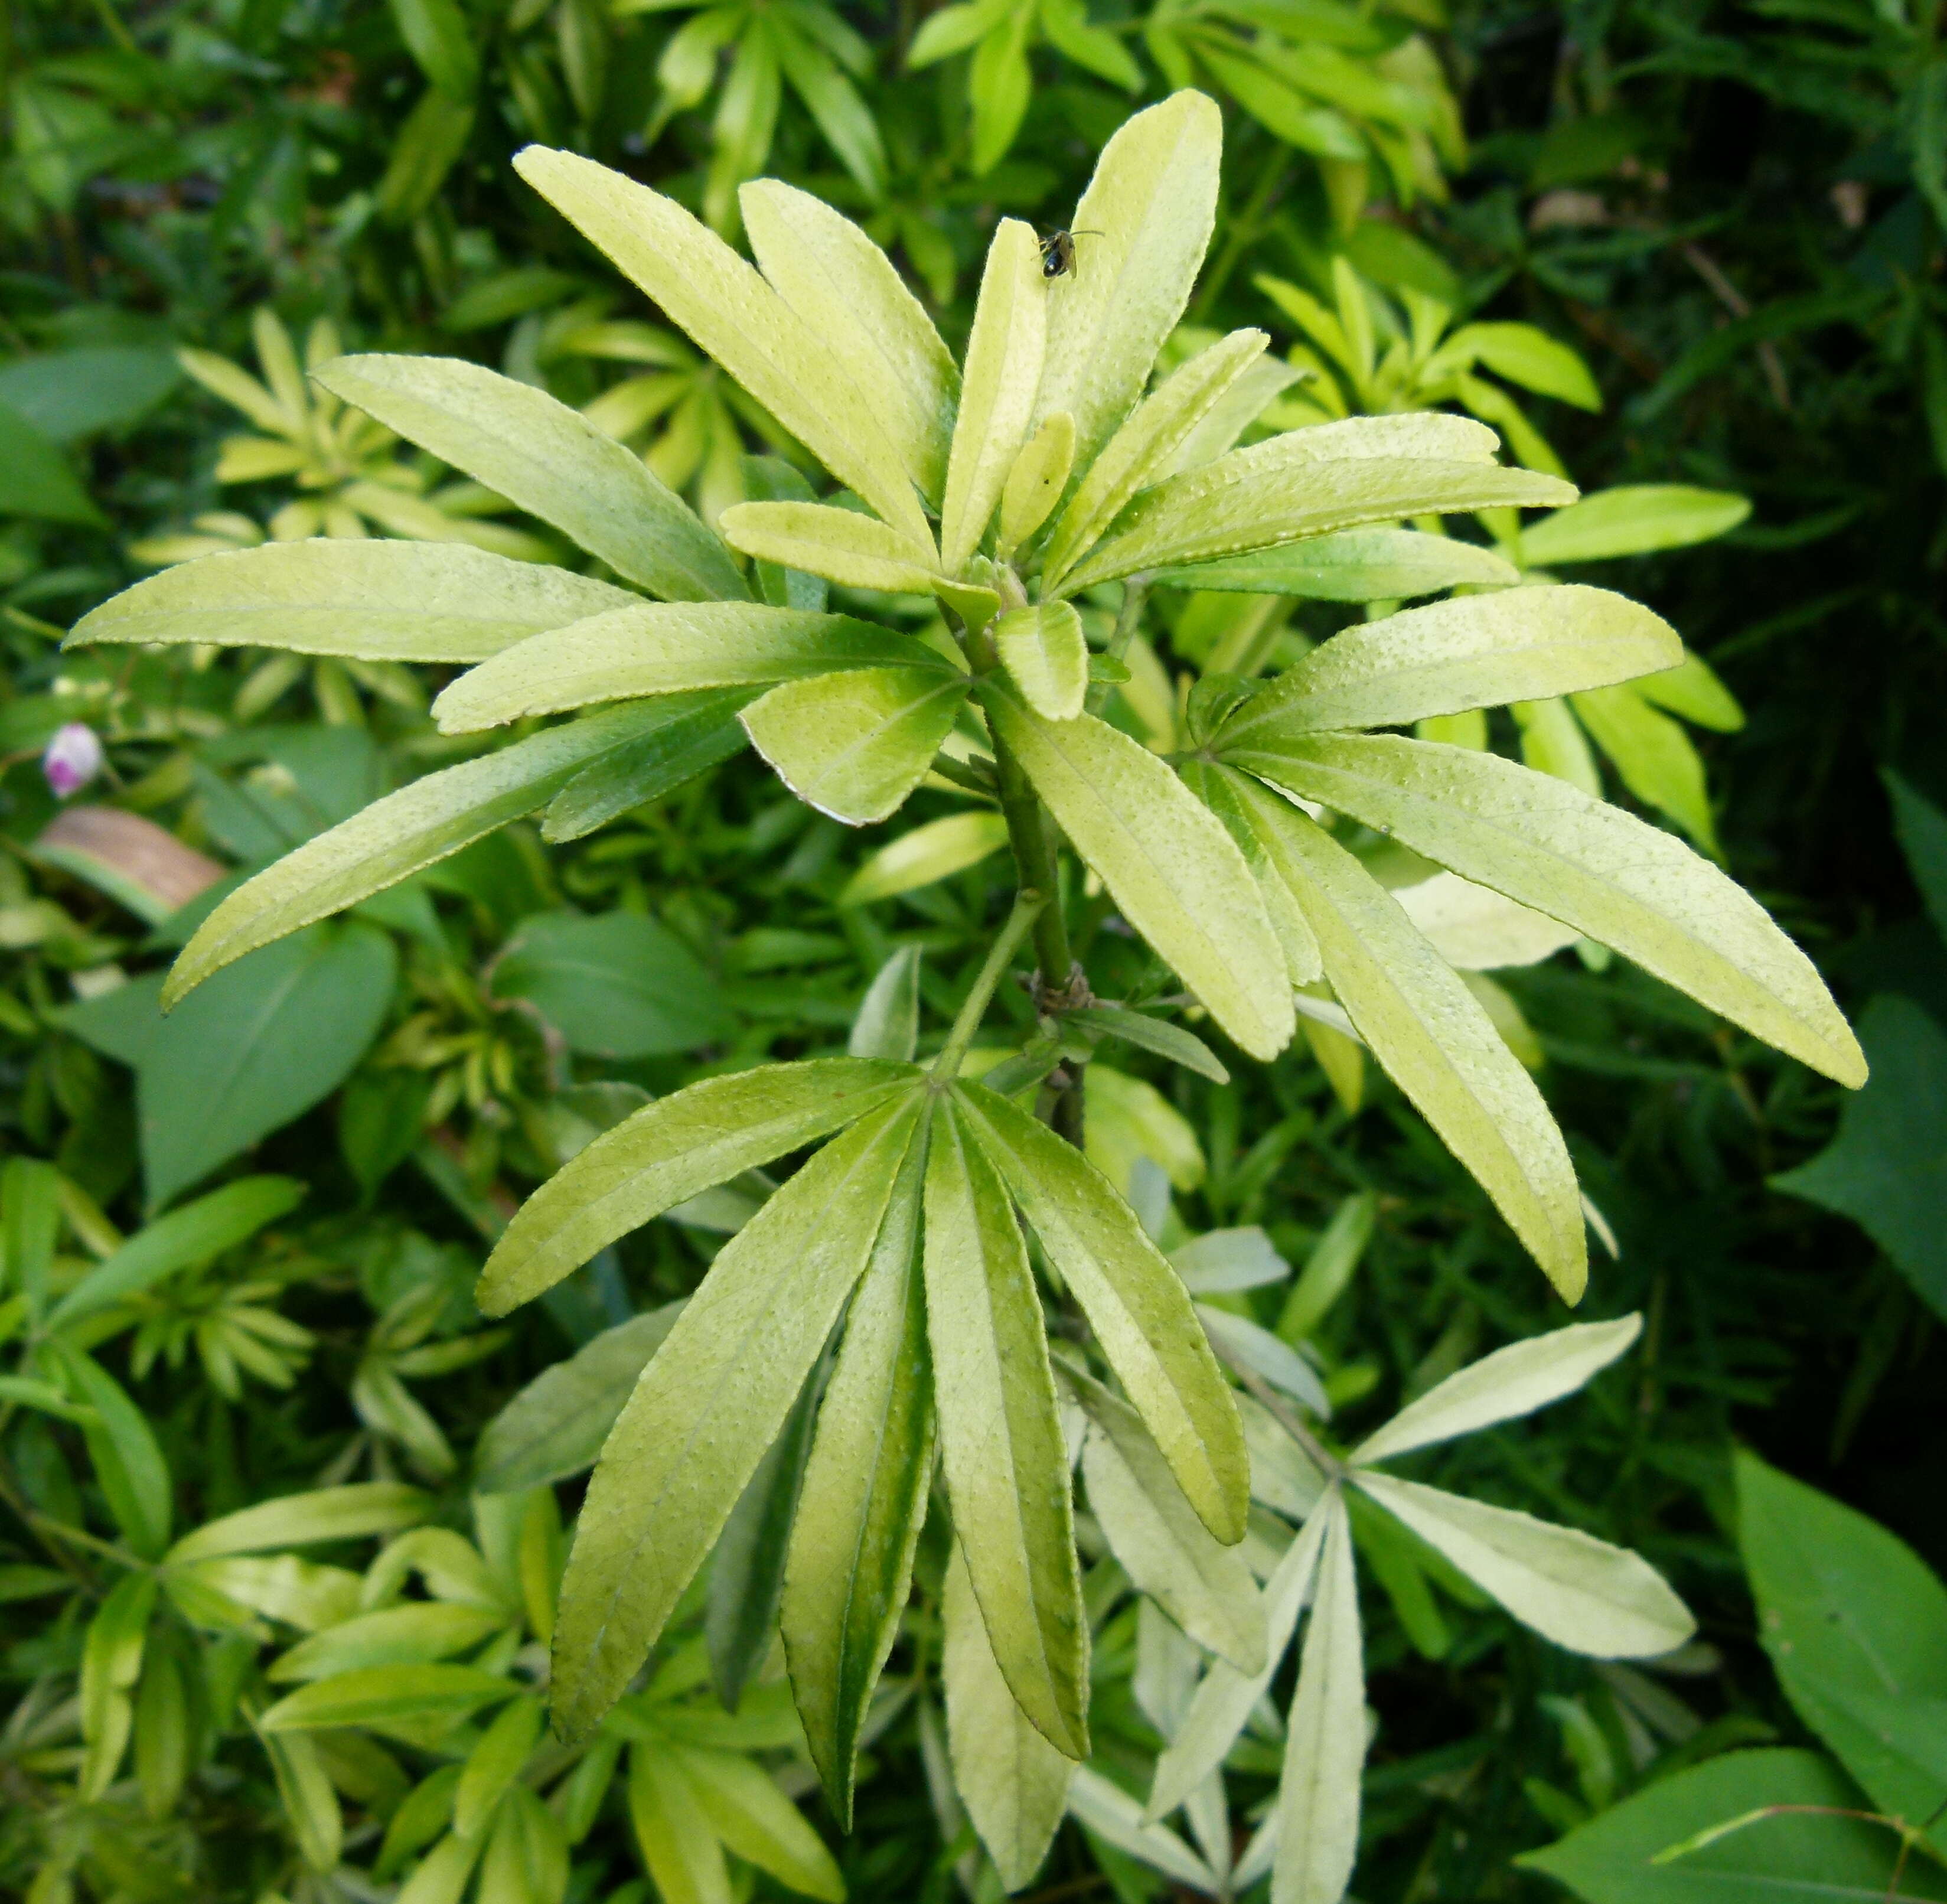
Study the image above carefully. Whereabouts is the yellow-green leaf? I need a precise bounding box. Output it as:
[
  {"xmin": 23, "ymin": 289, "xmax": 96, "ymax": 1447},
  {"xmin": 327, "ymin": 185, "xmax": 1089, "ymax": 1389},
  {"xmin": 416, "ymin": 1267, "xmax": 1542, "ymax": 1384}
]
[
  {"xmin": 165, "ymin": 705, "xmax": 712, "ymax": 1002},
  {"xmin": 1178, "ymin": 761, "xmax": 1323, "ymax": 986},
  {"xmin": 479, "ymin": 1058, "xmax": 918, "ymax": 1316},
  {"xmin": 741, "ymin": 179, "xmax": 957, "ymax": 507},
  {"xmin": 781, "ymin": 1136, "xmax": 932, "ymax": 1826},
  {"xmin": 993, "ymin": 601, "xmax": 1088, "ymax": 720},
  {"xmin": 1271, "ymin": 1491, "xmax": 1364, "ymax": 1904},
  {"xmin": 1217, "ymin": 585, "xmax": 1681, "ymax": 741},
  {"xmin": 1043, "ymin": 327, "xmax": 1267, "ymax": 586},
  {"xmin": 551, "ymin": 1094, "xmax": 922, "ymax": 1740},
  {"xmin": 1152, "ymin": 526, "xmax": 1520, "ymax": 601},
  {"xmin": 1033, "ymin": 90, "xmax": 1224, "ymax": 473},
  {"xmin": 838, "ymin": 810, "xmax": 1010, "ymax": 905},
  {"xmin": 433, "ymin": 602, "xmax": 931, "ymax": 733},
  {"xmin": 741, "ymin": 666, "xmax": 969, "ymax": 824},
  {"xmin": 1235, "ymin": 785, "xmax": 1587, "ymax": 1297},
  {"xmin": 1519, "ymin": 485, "xmax": 1750, "ymax": 566},
  {"xmin": 955, "ymin": 1079, "xmax": 1249, "ymax": 1544},
  {"xmin": 982, "ymin": 683, "xmax": 1293, "ymax": 1061},
  {"xmin": 313, "ymin": 354, "xmax": 744, "ymax": 602},
  {"xmin": 1353, "ymin": 1472, "xmax": 1695, "ymax": 1657},
  {"xmin": 922, "ymin": 1098, "xmax": 1088, "ymax": 1760},
  {"xmin": 681, "ymin": 1744, "xmax": 847, "ymax": 1902},
  {"xmin": 1061, "ymin": 420, "xmax": 1576, "ymax": 594},
  {"xmin": 259, "ymin": 1665, "xmax": 520, "ymax": 1733},
  {"xmin": 718, "ymin": 501, "xmax": 940, "ymax": 594},
  {"xmin": 997, "ymin": 410, "xmax": 1075, "ymax": 557},
  {"xmin": 513, "ymin": 148, "xmax": 932, "ymax": 551},
  {"xmin": 941, "ymin": 1539, "xmax": 1075, "ymax": 1890},
  {"xmin": 1069, "ymin": 1368, "xmax": 1264, "ymax": 1671},
  {"xmin": 1570, "ymin": 681, "xmax": 1721, "ymax": 854},
  {"xmin": 69, "ymin": 540, "xmax": 640, "ymax": 664},
  {"xmin": 941, "ymin": 219, "xmax": 1048, "ymax": 573},
  {"xmin": 1240, "ymin": 732, "xmax": 1867, "ymax": 1088}
]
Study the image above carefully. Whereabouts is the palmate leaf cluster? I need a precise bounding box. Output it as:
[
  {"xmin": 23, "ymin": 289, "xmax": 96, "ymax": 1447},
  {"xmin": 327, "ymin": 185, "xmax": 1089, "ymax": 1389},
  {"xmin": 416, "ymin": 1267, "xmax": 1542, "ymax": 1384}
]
[{"xmin": 45, "ymin": 84, "xmax": 1881, "ymax": 1904}]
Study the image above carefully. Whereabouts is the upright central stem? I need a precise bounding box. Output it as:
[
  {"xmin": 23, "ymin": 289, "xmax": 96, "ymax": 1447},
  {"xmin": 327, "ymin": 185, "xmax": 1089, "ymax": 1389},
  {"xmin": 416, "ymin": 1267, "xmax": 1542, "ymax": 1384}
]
[
  {"xmin": 933, "ymin": 890, "xmax": 1048, "ymax": 1084},
  {"xmin": 987, "ymin": 720, "xmax": 1074, "ymax": 990}
]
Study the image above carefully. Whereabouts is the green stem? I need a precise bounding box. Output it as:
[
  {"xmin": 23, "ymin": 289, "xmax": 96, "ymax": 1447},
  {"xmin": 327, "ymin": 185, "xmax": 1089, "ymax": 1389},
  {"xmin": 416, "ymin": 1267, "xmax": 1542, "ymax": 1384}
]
[
  {"xmin": 986, "ymin": 716, "xmax": 1075, "ymax": 989},
  {"xmin": 1221, "ymin": 1354, "xmax": 1345, "ymax": 1481},
  {"xmin": 932, "ymin": 891, "xmax": 1047, "ymax": 1084},
  {"xmin": 1085, "ymin": 575, "xmax": 1151, "ymax": 718}
]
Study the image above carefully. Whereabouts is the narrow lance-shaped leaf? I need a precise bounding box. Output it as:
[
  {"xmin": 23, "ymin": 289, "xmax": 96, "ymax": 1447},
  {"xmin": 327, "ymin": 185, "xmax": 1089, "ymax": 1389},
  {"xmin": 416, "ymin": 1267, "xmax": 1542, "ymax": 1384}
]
[
  {"xmin": 993, "ymin": 602, "xmax": 1088, "ymax": 720},
  {"xmin": 1147, "ymin": 1508, "xmax": 1327, "ymax": 1821},
  {"xmin": 313, "ymin": 355, "xmax": 746, "ymax": 602},
  {"xmin": 1042, "ymin": 327, "xmax": 1267, "ymax": 586},
  {"xmin": 267, "ymin": 1601, "xmax": 509, "ymax": 1684},
  {"xmin": 1235, "ymin": 732, "xmax": 1867, "ymax": 1088},
  {"xmin": 782, "ymin": 1133, "xmax": 934, "ymax": 1825},
  {"xmin": 1215, "ymin": 587, "xmax": 1682, "ymax": 741},
  {"xmin": 513, "ymin": 147, "xmax": 934, "ymax": 552},
  {"xmin": 1271, "ymin": 1490, "xmax": 1364, "ymax": 1904},
  {"xmin": 1033, "ymin": 90, "xmax": 1224, "ymax": 473},
  {"xmin": 680, "ymin": 1743, "xmax": 847, "ymax": 1902},
  {"xmin": 1519, "ymin": 485, "xmax": 1752, "ymax": 566},
  {"xmin": 627, "ymin": 1743, "xmax": 728, "ymax": 1904},
  {"xmin": 1354, "ymin": 1471, "xmax": 1695, "ymax": 1658},
  {"xmin": 1153, "ymin": 527, "xmax": 1521, "ymax": 601},
  {"xmin": 848, "ymin": 946, "xmax": 922, "ymax": 1062},
  {"xmin": 741, "ymin": 179, "xmax": 958, "ymax": 506},
  {"xmin": 840, "ymin": 810, "xmax": 1012, "ymax": 906},
  {"xmin": 707, "ymin": 1351, "xmax": 823, "ymax": 1714},
  {"xmin": 981, "ymin": 682, "xmax": 1294, "ymax": 1062},
  {"xmin": 941, "ymin": 219, "xmax": 1047, "ymax": 573},
  {"xmin": 166, "ymin": 703, "xmax": 697, "ymax": 1002},
  {"xmin": 552, "ymin": 1093, "xmax": 922, "ymax": 1740},
  {"xmin": 1229, "ymin": 779, "xmax": 1587, "ymax": 1297},
  {"xmin": 80, "ymin": 1570, "xmax": 156, "ymax": 1798},
  {"xmin": 719, "ymin": 501, "xmax": 941, "ymax": 595},
  {"xmin": 260, "ymin": 1665, "xmax": 521, "ymax": 1733},
  {"xmin": 1059, "ymin": 416, "xmax": 1573, "ymax": 594},
  {"xmin": 922, "ymin": 1097, "xmax": 1090, "ymax": 1759},
  {"xmin": 474, "ymin": 1305, "xmax": 686, "ymax": 1494},
  {"xmin": 541, "ymin": 689, "xmax": 752, "ymax": 843},
  {"xmin": 479, "ymin": 1058, "xmax": 918, "ymax": 1316},
  {"xmin": 1351, "ymin": 1316, "xmax": 1642, "ymax": 1467},
  {"xmin": 942, "ymin": 1538, "xmax": 1076, "ymax": 1890},
  {"xmin": 1069, "ymin": 1367, "xmax": 1266, "ymax": 1671},
  {"xmin": 1179, "ymin": 760, "xmax": 1323, "ymax": 987},
  {"xmin": 67, "ymin": 540, "xmax": 643, "ymax": 664},
  {"xmin": 433, "ymin": 603, "xmax": 935, "ymax": 733},
  {"xmin": 58, "ymin": 1347, "xmax": 172, "ymax": 1558},
  {"xmin": 997, "ymin": 411, "xmax": 1075, "ymax": 557},
  {"xmin": 741, "ymin": 666, "xmax": 970, "ymax": 824},
  {"xmin": 49, "ymin": 1175, "xmax": 304, "ymax": 1330},
  {"xmin": 165, "ymin": 1482, "xmax": 431, "ymax": 1563},
  {"xmin": 956, "ymin": 1079, "xmax": 1249, "ymax": 1544}
]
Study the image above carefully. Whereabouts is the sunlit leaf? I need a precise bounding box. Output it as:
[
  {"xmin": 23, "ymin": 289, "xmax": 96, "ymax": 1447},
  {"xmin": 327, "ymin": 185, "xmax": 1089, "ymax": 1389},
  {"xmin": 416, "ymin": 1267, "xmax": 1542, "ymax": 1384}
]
[
  {"xmin": 1235, "ymin": 732, "xmax": 1867, "ymax": 1088},
  {"xmin": 69, "ymin": 539, "xmax": 641, "ymax": 663},
  {"xmin": 552, "ymin": 1093, "xmax": 921, "ymax": 1739},
  {"xmin": 1354, "ymin": 1472, "xmax": 1694, "ymax": 1657},
  {"xmin": 314, "ymin": 354, "xmax": 745, "ymax": 601},
  {"xmin": 923, "ymin": 1098, "xmax": 1089, "ymax": 1759}
]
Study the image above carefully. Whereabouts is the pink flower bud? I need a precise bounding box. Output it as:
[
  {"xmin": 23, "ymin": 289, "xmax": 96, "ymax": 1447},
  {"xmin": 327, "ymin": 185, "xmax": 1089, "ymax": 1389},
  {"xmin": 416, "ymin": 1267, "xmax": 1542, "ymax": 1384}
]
[{"xmin": 43, "ymin": 722, "xmax": 104, "ymax": 799}]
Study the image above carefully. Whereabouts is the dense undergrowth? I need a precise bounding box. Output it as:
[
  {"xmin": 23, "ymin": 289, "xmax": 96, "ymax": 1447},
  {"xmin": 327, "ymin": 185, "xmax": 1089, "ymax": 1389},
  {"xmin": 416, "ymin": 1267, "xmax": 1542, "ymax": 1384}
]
[{"xmin": 1, "ymin": 0, "xmax": 1945, "ymax": 1900}]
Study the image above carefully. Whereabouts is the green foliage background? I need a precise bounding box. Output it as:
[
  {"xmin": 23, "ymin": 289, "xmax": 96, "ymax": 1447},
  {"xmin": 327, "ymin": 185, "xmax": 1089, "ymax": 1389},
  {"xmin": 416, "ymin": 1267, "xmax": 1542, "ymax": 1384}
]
[{"xmin": 1, "ymin": 0, "xmax": 1945, "ymax": 1898}]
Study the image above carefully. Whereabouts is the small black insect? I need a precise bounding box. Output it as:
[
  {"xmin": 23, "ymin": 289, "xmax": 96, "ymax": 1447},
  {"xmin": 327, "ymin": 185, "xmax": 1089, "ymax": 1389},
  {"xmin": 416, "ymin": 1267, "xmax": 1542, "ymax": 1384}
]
[{"xmin": 1039, "ymin": 229, "xmax": 1103, "ymax": 279}]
